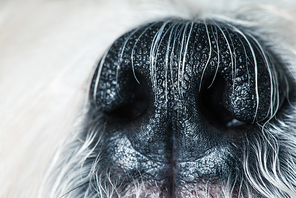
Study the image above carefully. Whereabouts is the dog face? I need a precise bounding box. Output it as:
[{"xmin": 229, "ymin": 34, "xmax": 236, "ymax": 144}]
[{"xmin": 1, "ymin": 0, "xmax": 296, "ymax": 197}]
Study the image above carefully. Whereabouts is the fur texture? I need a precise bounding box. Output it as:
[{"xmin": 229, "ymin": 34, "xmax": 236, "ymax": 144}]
[{"xmin": 1, "ymin": 0, "xmax": 296, "ymax": 197}]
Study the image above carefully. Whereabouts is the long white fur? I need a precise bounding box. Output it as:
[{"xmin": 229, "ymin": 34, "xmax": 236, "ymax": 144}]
[{"xmin": 1, "ymin": 0, "xmax": 296, "ymax": 197}]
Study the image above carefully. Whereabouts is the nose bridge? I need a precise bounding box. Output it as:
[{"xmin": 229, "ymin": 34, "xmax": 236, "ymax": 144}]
[
  {"xmin": 150, "ymin": 22, "xmax": 201, "ymax": 120},
  {"xmin": 147, "ymin": 22, "xmax": 217, "ymax": 162},
  {"xmin": 150, "ymin": 21, "xmax": 214, "ymax": 125}
]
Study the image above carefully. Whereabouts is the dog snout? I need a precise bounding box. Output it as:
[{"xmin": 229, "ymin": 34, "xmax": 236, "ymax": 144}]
[{"xmin": 90, "ymin": 20, "xmax": 280, "ymax": 159}]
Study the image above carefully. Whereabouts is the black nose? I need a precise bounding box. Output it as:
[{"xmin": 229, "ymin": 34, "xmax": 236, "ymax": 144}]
[{"xmin": 89, "ymin": 20, "xmax": 282, "ymax": 163}]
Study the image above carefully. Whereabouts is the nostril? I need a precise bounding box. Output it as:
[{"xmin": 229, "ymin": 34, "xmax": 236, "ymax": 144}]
[
  {"xmin": 90, "ymin": 65, "xmax": 150, "ymax": 122},
  {"xmin": 106, "ymin": 76, "xmax": 150, "ymax": 121},
  {"xmin": 200, "ymin": 75, "xmax": 246, "ymax": 129}
]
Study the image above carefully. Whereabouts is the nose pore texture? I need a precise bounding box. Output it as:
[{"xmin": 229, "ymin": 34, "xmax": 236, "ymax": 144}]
[
  {"xmin": 91, "ymin": 20, "xmax": 275, "ymax": 163},
  {"xmin": 123, "ymin": 21, "xmax": 232, "ymax": 162}
]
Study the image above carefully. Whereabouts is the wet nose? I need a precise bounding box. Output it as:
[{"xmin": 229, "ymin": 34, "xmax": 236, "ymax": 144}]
[{"xmin": 90, "ymin": 20, "xmax": 280, "ymax": 163}]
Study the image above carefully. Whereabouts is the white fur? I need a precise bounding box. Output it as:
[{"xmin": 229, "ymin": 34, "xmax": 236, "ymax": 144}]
[{"xmin": 1, "ymin": 0, "xmax": 296, "ymax": 197}]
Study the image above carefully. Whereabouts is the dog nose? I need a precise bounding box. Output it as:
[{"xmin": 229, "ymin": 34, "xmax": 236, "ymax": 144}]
[{"xmin": 90, "ymin": 20, "xmax": 283, "ymax": 163}]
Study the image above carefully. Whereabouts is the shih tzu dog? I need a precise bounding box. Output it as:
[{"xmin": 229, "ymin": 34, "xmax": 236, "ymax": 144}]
[{"xmin": 1, "ymin": 0, "xmax": 296, "ymax": 197}]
